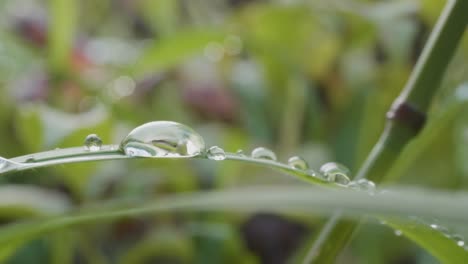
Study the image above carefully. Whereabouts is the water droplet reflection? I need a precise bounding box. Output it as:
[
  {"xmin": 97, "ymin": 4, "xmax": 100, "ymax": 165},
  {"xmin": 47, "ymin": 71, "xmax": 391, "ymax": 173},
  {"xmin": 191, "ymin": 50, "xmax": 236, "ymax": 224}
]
[
  {"xmin": 288, "ymin": 156, "xmax": 308, "ymax": 170},
  {"xmin": 319, "ymin": 162, "xmax": 351, "ymax": 185},
  {"xmin": 84, "ymin": 134, "xmax": 103, "ymax": 152},
  {"xmin": 207, "ymin": 146, "xmax": 226, "ymax": 161},
  {"xmin": 236, "ymin": 149, "xmax": 245, "ymax": 156},
  {"xmin": 251, "ymin": 147, "xmax": 277, "ymax": 161},
  {"xmin": 120, "ymin": 121, "xmax": 205, "ymax": 158}
]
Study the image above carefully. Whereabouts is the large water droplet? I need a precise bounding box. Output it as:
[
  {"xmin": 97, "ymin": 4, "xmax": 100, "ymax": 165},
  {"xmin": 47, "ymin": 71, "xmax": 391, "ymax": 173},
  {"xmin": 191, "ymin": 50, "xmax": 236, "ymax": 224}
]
[
  {"xmin": 84, "ymin": 134, "xmax": 103, "ymax": 151},
  {"xmin": 120, "ymin": 121, "xmax": 205, "ymax": 158},
  {"xmin": 394, "ymin": 230, "xmax": 403, "ymax": 236},
  {"xmin": 288, "ymin": 156, "xmax": 309, "ymax": 170},
  {"xmin": 251, "ymin": 147, "xmax": 277, "ymax": 161},
  {"xmin": 319, "ymin": 162, "xmax": 350, "ymax": 183},
  {"xmin": 207, "ymin": 146, "xmax": 226, "ymax": 161}
]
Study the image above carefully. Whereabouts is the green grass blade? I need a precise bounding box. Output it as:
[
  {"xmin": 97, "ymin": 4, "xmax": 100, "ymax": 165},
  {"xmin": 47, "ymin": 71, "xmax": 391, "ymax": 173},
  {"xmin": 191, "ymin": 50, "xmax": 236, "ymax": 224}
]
[
  {"xmin": 0, "ymin": 187, "xmax": 468, "ymax": 262},
  {"xmin": 305, "ymin": 0, "xmax": 468, "ymax": 260},
  {"xmin": 131, "ymin": 29, "xmax": 224, "ymax": 77},
  {"xmin": 0, "ymin": 184, "xmax": 71, "ymax": 218},
  {"xmin": 48, "ymin": 0, "xmax": 77, "ymax": 72},
  {"xmin": 387, "ymin": 220, "xmax": 468, "ymax": 264}
]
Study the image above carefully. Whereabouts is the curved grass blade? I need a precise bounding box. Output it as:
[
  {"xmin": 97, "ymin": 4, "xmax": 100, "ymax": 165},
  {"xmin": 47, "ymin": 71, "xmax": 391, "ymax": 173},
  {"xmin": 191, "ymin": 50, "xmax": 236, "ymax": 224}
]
[
  {"xmin": 2, "ymin": 149, "xmax": 328, "ymax": 186},
  {"xmin": 0, "ymin": 187, "xmax": 467, "ymax": 263}
]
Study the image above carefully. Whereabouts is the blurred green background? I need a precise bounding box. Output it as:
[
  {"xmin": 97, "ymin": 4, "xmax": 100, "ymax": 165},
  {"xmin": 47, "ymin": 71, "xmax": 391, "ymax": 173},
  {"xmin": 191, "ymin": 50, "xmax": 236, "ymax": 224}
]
[{"xmin": 0, "ymin": 0, "xmax": 467, "ymax": 263}]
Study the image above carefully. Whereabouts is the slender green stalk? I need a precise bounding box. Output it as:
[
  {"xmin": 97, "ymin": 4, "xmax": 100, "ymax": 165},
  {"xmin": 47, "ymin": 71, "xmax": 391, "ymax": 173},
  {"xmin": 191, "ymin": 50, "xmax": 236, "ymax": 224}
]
[
  {"xmin": 304, "ymin": 0, "xmax": 468, "ymax": 262},
  {"xmin": 279, "ymin": 75, "xmax": 308, "ymax": 155}
]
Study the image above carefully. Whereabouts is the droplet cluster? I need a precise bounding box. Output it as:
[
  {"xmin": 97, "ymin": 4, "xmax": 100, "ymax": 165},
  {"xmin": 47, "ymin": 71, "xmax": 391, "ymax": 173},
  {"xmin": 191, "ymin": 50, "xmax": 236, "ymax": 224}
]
[
  {"xmin": 381, "ymin": 216, "xmax": 468, "ymax": 250},
  {"xmin": 424, "ymin": 219, "xmax": 467, "ymax": 250}
]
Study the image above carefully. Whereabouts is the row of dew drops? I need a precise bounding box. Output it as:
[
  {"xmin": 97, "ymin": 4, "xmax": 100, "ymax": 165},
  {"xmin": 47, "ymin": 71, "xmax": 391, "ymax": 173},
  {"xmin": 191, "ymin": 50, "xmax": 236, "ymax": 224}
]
[
  {"xmin": 5, "ymin": 121, "xmax": 468, "ymax": 250},
  {"xmin": 81, "ymin": 121, "xmax": 375, "ymax": 190},
  {"xmin": 390, "ymin": 217, "xmax": 468, "ymax": 250},
  {"xmin": 206, "ymin": 145, "xmax": 376, "ymax": 191},
  {"xmin": 83, "ymin": 121, "xmax": 468, "ymax": 250}
]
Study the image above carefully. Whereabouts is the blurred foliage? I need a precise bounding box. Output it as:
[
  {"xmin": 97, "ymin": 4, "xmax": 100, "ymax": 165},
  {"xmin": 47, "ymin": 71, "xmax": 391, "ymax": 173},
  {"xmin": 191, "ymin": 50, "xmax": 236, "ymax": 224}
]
[{"xmin": 0, "ymin": 0, "xmax": 467, "ymax": 263}]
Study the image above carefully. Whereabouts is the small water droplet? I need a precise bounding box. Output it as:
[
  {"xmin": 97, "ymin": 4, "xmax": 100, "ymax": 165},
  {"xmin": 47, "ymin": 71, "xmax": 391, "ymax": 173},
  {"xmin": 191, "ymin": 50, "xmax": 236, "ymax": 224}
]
[
  {"xmin": 251, "ymin": 147, "xmax": 277, "ymax": 161},
  {"xmin": 334, "ymin": 174, "xmax": 351, "ymax": 186},
  {"xmin": 439, "ymin": 226, "xmax": 450, "ymax": 235},
  {"xmin": 347, "ymin": 181, "xmax": 359, "ymax": 190},
  {"xmin": 452, "ymin": 234, "xmax": 465, "ymax": 247},
  {"xmin": 288, "ymin": 156, "xmax": 309, "ymax": 170},
  {"xmin": 84, "ymin": 134, "xmax": 103, "ymax": 151},
  {"xmin": 430, "ymin": 224, "xmax": 439, "ymax": 230},
  {"xmin": 236, "ymin": 149, "xmax": 245, "ymax": 156},
  {"xmin": 207, "ymin": 146, "xmax": 226, "ymax": 161},
  {"xmin": 120, "ymin": 121, "xmax": 205, "ymax": 158},
  {"xmin": 357, "ymin": 179, "xmax": 376, "ymax": 191},
  {"xmin": 306, "ymin": 170, "xmax": 318, "ymax": 178},
  {"xmin": 394, "ymin": 230, "xmax": 403, "ymax": 236},
  {"xmin": 319, "ymin": 162, "xmax": 350, "ymax": 183},
  {"xmin": 25, "ymin": 156, "xmax": 35, "ymax": 163},
  {"xmin": 347, "ymin": 179, "xmax": 376, "ymax": 193}
]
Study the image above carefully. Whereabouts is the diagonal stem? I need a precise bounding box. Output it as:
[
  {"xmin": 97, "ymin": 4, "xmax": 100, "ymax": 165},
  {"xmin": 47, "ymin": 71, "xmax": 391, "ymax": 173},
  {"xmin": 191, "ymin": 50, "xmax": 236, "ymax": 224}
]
[{"xmin": 304, "ymin": 0, "xmax": 468, "ymax": 262}]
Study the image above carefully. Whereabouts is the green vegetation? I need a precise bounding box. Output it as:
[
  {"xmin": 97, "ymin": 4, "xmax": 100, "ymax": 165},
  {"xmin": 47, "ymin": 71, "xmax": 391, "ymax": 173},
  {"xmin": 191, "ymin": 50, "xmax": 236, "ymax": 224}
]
[{"xmin": 0, "ymin": 0, "xmax": 467, "ymax": 263}]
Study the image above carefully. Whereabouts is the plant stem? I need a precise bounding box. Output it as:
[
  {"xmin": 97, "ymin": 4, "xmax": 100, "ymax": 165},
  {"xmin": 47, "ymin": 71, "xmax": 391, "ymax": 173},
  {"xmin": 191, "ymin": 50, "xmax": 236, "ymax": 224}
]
[
  {"xmin": 304, "ymin": 0, "xmax": 468, "ymax": 262},
  {"xmin": 2, "ymin": 145, "xmax": 127, "ymax": 174},
  {"xmin": 2, "ymin": 148, "xmax": 329, "ymax": 186}
]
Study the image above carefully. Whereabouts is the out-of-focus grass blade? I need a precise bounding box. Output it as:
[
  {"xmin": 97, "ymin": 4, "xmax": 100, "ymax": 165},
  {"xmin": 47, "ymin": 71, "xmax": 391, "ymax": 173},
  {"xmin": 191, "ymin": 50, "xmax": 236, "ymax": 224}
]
[
  {"xmin": 131, "ymin": 29, "xmax": 224, "ymax": 77},
  {"xmin": 0, "ymin": 185, "xmax": 72, "ymax": 262},
  {"xmin": 0, "ymin": 184, "xmax": 71, "ymax": 218},
  {"xmin": 48, "ymin": 0, "xmax": 77, "ymax": 72},
  {"xmin": 0, "ymin": 187, "xmax": 468, "ymax": 263},
  {"xmin": 387, "ymin": 220, "xmax": 468, "ymax": 264}
]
